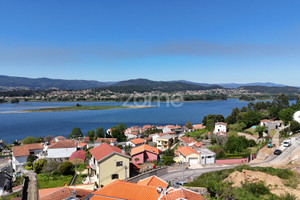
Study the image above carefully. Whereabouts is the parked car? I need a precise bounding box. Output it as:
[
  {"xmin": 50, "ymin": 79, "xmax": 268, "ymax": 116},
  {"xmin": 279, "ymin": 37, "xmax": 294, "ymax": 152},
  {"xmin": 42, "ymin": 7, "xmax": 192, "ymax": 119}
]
[
  {"xmin": 274, "ymin": 149, "xmax": 282, "ymax": 155},
  {"xmin": 172, "ymin": 181, "xmax": 186, "ymax": 187},
  {"xmin": 283, "ymin": 139, "xmax": 291, "ymax": 147}
]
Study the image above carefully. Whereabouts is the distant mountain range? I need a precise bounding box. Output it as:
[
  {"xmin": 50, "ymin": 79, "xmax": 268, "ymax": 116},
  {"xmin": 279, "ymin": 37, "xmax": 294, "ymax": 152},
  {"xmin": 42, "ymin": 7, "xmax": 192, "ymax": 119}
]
[{"xmin": 0, "ymin": 75, "xmax": 297, "ymax": 91}]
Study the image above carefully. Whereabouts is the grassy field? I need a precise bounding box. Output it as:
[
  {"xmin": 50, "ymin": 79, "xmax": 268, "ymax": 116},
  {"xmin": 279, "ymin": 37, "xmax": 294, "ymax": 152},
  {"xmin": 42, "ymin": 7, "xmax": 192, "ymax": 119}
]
[
  {"xmin": 38, "ymin": 173, "xmax": 73, "ymax": 189},
  {"xmin": 23, "ymin": 105, "xmax": 153, "ymax": 112}
]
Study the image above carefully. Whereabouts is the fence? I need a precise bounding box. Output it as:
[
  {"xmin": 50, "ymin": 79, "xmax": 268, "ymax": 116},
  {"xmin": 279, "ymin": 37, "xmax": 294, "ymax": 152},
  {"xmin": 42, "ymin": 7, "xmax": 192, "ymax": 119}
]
[{"xmin": 216, "ymin": 158, "xmax": 249, "ymax": 164}]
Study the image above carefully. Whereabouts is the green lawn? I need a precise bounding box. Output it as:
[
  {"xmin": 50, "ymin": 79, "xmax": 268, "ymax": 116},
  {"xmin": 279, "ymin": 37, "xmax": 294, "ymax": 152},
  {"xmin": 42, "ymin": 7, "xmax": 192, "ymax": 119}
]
[
  {"xmin": 184, "ymin": 129, "xmax": 208, "ymax": 139},
  {"xmin": 23, "ymin": 105, "xmax": 152, "ymax": 112},
  {"xmin": 38, "ymin": 173, "xmax": 73, "ymax": 189}
]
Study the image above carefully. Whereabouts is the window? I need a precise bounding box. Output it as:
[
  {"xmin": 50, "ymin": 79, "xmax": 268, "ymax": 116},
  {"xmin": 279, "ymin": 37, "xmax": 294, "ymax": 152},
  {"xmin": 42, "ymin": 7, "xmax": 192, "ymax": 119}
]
[
  {"xmin": 116, "ymin": 161, "xmax": 123, "ymax": 167},
  {"xmin": 111, "ymin": 174, "xmax": 119, "ymax": 179}
]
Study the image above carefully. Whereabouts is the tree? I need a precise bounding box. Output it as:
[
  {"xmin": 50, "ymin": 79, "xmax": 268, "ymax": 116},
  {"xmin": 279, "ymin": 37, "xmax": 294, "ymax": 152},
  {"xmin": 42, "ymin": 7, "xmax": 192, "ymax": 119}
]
[
  {"xmin": 111, "ymin": 124, "xmax": 127, "ymax": 142},
  {"xmin": 22, "ymin": 136, "xmax": 40, "ymax": 144},
  {"xmin": 202, "ymin": 115, "xmax": 225, "ymax": 126},
  {"xmin": 273, "ymin": 94, "xmax": 289, "ymax": 109},
  {"xmin": 57, "ymin": 161, "xmax": 74, "ymax": 175},
  {"xmin": 225, "ymin": 135, "xmax": 251, "ymax": 153},
  {"xmin": 185, "ymin": 121, "xmax": 193, "ymax": 129},
  {"xmin": 290, "ymin": 120, "xmax": 300, "ymax": 134},
  {"xmin": 87, "ymin": 130, "xmax": 95, "ymax": 142},
  {"xmin": 27, "ymin": 155, "xmax": 36, "ymax": 163},
  {"xmin": 44, "ymin": 135, "xmax": 54, "ymax": 143},
  {"xmin": 279, "ymin": 108, "xmax": 294, "ymax": 125},
  {"xmin": 206, "ymin": 119, "xmax": 215, "ymax": 131},
  {"xmin": 95, "ymin": 127, "xmax": 105, "ymax": 138},
  {"xmin": 43, "ymin": 161, "xmax": 59, "ymax": 173},
  {"xmin": 11, "ymin": 98, "xmax": 19, "ymax": 103},
  {"xmin": 69, "ymin": 127, "xmax": 84, "ymax": 139},
  {"xmin": 255, "ymin": 126, "xmax": 267, "ymax": 138},
  {"xmin": 268, "ymin": 106, "xmax": 280, "ymax": 119},
  {"xmin": 134, "ymin": 158, "xmax": 140, "ymax": 163},
  {"xmin": 33, "ymin": 159, "xmax": 47, "ymax": 174},
  {"xmin": 238, "ymin": 110, "xmax": 263, "ymax": 128},
  {"xmin": 240, "ymin": 106, "xmax": 247, "ymax": 112}
]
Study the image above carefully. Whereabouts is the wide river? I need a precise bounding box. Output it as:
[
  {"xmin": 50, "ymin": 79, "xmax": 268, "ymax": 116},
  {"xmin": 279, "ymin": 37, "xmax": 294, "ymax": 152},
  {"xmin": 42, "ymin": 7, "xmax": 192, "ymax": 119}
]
[{"xmin": 0, "ymin": 99, "xmax": 260, "ymax": 143}]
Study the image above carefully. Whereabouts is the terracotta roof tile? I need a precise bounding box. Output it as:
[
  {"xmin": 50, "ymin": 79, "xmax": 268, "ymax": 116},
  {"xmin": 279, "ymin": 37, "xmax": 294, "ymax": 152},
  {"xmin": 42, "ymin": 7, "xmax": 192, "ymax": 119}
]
[
  {"xmin": 215, "ymin": 122, "xmax": 227, "ymax": 126},
  {"xmin": 48, "ymin": 140, "xmax": 76, "ymax": 149},
  {"xmin": 89, "ymin": 143, "xmax": 127, "ymax": 161},
  {"xmin": 177, "ymin": 146, "xmax": 199, "ymax": 157},
  {"xmin": 131, "ymin": 144, "xmax": 160, "ymax": 156},
  {"xmin": 92, "ymin": 180, "xmax": 161, "ymax": 200},
  {"xmin": 137, "ymin": 176, "xmax": 168, "ymax": 189},
  {"xmin": 95, "ymin": 138, "xmax": 117, "ymax": 143},
  {"xmin": 161, "ymin": 188, "xmax": 204, "ymax": 200},
  {"xmin": 77, "ymin": 142, "xmax": 87, "ymax": 147},
  {"xmin": 39, "ymin": 186, "xmax": 92, "ymax": 200},
  {"xmin": 130, "ymin": 138, "xmax": 146, "ymax": 145},
  {"xmin": 69, "ymin": 150, "xmax": 86, "ymax": 161},
  {"xmin": 13, "ymin": 143, "xmax": 44, "ymax": 157},
  {"xmin": 180, "ymin": 137, "xmax": 197, "ymax": 144}
]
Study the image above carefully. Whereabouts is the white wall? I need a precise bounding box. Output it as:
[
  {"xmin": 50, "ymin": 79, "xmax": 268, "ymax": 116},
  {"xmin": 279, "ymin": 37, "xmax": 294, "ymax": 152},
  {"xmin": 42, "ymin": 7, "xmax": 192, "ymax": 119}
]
[
  {"xmin": 214, "ymin": 125, "xmax": 226, "ymax": 133},
  {"xmin": 12, "ymin": 156, "xmax": 27, "ymax": 171},
  {"xmin": 152, "ymin": 135, "xmax": 160, "ymax": 143},
  {"xmin": 47, "ymin": 147, "xmax": 77, "ymax": 158},
  {"xmin": 163, "ymin": 127, "xmax": 171, "ymax": 133}
]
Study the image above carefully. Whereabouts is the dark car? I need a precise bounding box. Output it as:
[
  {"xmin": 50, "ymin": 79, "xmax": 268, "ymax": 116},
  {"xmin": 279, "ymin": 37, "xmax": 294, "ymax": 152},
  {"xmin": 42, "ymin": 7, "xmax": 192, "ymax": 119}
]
[{"xmin": 274, "ymin": 149, "xmax": 282, "ymax": 155}]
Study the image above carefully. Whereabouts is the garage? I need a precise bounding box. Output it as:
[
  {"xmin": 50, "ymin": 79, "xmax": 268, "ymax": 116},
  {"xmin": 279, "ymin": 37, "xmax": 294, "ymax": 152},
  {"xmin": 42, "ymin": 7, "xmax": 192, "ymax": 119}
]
[{"xmin": 189, "ymin": 158, "xmax": 198, "ymax": 165}]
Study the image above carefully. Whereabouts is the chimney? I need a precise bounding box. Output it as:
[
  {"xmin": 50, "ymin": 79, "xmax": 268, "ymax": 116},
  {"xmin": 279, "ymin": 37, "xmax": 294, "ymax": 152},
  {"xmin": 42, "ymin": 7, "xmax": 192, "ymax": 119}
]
[{"xmin": 156, "ymin": 187, "xmax": 162, "ymax": 194}]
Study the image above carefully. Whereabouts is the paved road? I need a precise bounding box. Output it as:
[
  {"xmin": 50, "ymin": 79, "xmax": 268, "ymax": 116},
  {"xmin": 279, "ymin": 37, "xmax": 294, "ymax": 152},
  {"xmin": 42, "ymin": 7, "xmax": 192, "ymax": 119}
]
[{"xmin": 159, "ymin": 134, "xmax": 300, "ymax": 184}]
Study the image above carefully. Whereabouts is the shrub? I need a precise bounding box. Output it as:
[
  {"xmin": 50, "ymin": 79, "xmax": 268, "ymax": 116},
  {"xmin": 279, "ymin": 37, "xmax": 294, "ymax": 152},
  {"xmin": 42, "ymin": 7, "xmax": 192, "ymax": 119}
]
[
  {"xmin": 58, "ymin": 161, "xmax": 74, "ymax": 175},
  {"xmin": 33, "ymin": 159, "xmax": 47, "ymax": 174},
  {"xmin": 27, "ymin": 155, "xmax": 36, "ymax": 163},
  {"xmin": 43, "ymin": 161, "xmax": 59, "ymax": 173}
]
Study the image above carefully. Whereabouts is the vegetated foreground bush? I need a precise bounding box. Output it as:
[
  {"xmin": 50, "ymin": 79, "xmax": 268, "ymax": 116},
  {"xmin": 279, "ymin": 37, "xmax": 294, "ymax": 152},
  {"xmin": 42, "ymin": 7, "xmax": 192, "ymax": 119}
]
[{"xmin": 185, "ymin": 165, "xmax": 297, "ymax": 200}]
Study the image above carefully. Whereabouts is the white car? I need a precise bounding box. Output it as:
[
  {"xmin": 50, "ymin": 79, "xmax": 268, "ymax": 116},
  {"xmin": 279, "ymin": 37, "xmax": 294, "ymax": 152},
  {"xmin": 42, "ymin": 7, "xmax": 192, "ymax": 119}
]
[{"xmin": 283, "ymin": 139, "xmax": 291, "ymax": 147}]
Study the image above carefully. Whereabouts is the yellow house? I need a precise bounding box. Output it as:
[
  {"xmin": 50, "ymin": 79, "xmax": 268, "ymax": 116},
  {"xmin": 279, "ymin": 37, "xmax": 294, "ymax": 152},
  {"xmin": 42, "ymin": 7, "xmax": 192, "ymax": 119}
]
[
  {"xmin": 175, "ymin": 146, "xmax": 200, "ymax": 165},
  {"xmin": 156, "ymin": 134, "xmax": 178, "ymax": 151},
  {"xmin": 89, "ymin": 143, "xmax": 130, "ymax": 187}
]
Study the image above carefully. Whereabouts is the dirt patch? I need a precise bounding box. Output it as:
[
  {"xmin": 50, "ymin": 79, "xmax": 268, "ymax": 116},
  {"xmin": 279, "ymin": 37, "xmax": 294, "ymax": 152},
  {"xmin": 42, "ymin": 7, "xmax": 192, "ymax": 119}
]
[{"xmin": 223, "ymin": 169, "xmax": 300, "ymax": 199}]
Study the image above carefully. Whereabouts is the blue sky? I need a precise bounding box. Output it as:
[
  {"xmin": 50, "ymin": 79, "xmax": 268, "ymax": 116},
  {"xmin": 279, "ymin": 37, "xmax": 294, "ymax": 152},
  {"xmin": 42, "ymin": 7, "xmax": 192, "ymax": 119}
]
[{"xmin": 0, "ymin": 0, "xmax": 300, "ymax": 85}]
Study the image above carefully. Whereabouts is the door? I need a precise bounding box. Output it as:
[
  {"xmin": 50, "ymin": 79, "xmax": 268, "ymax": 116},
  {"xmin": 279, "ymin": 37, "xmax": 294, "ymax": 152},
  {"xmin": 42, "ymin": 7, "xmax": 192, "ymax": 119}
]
[{"xmin": 189, "ymin": 158, "xmax": 198, "ymax": 165}]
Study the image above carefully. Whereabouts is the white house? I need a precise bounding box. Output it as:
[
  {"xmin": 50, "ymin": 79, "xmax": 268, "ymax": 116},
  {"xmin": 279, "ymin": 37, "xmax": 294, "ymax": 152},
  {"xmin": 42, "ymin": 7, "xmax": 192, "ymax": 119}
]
[
  {"xmin": 125, "ymin": 138, "xmax": 145, "ymax": 148},
  {"xmin": 124, "ymin": 132, "xmax": 138, "ymax": 140},
  {"xmin": 214, "ymin": 122, "xmax": 227, "ymax": 133},
  {"xmin": 12, "ymin": 143, "xmax": 44, "ymax": 171},
  {"xmin": 198, "ymin": 148, "xmax": 216, "ymax": 164},
  {"xmin": 44, "ymin": 140, "xmax": 77, "ymax": 159},
  {"xmin": 150, "ymin": 133, "xmax": 161, "ymax": 143}
]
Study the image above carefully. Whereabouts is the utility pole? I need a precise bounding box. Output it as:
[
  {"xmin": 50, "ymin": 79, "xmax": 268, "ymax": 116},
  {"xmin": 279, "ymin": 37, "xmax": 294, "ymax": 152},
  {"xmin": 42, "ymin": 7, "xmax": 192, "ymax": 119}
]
[
  {"xmin": 125, "ymin": 165, "xmax": 128, "ymax": 181},
  {"xmin": 182, "ymin": 160, "xmax": 185, "ymax": 181}
]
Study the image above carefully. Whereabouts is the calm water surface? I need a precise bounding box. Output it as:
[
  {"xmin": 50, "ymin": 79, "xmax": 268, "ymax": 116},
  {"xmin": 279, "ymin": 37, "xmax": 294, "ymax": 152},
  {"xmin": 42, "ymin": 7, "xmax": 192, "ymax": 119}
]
[{"xmin": 0, "ymin": 99, "xmax": 257, "ymax": 143}]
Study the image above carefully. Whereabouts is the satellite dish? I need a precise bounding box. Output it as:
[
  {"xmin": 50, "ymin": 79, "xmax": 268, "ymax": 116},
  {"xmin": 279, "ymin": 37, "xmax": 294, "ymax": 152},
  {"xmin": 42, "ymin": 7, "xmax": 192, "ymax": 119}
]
[{"xmin": 293, "ymin": 111, "xmax": 300, "ymax": 123}]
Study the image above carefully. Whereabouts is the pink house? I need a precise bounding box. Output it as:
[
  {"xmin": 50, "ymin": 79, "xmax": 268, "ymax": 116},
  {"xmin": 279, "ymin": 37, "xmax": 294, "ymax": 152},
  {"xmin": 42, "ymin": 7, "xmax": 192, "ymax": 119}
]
[{"xmin": 131, "ymin": 144, "xmax": 160, "ymax": 164}]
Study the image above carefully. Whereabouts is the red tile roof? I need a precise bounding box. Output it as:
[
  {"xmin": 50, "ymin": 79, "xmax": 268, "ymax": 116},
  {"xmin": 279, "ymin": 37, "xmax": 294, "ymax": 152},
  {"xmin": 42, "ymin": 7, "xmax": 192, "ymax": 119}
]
[
  {"xmin": 95, "ymin": 138, "xmax": 117, "ymax": 143},
  {"xmin": 130, "ymin": 138, "xmax": 146, "ymax": 145},
  {"xmin": 137, "ymin": 176, "xmax": 168, "ymax": 189},
  {"xmin": 77, "ymin": 141, "xmax": 87, "ymax": 147},
  {"xmin": 39, "ymin": 186, "xmax": 92, "ymax": 200},
  {"xmin": 13, "ymin": 143, "xmax": 44, "ymax": 157},
  {"xmin": 131, "ymin": 144, "xmax": 160, "ymax": 156},
  {"xmin": 55, "ymin": 136, "xmax": 66, "ymax": 140},
  {"xmin": 193, "ymin": 124, "xmax": 205, "ymax": 129},
  {"xmin": 177, "ymin": 146, "xmax": 199, "ymax": 157},
  {"xmin": 48, "ymin": 140, "xmax": 76, "ymax": 149},
  {"xmin": 91, "ymin": 179, "xmax": 161, "ymax": 200},
  {"xmin": 89, "ymin": 143, "xmax": 127, "ymax": 161},
  {"xmin": 161, "ymin": 188, "xmax": 204, "ymax": 200},
  {"xmin": 180, "ymin": 137, "xmax": 197, "ymax": 144},
  {"xmin": 69, "ymin": 150, "xmax": 86, "ymax": 161},
  {"xmin": 193, "ymin": 141, "xmax": 203, "ymax": 148},
  {"xmin": 215, "ymin": 122, "xmax": 227, "ymax": 126}
]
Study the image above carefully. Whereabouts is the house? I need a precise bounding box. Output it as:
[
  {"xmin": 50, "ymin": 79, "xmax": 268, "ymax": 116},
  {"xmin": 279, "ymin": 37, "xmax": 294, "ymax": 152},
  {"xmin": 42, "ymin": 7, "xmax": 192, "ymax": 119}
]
[
  {"xmin": 54, "ymin": 136, "xmax": 66, "ymax": 142},
  {"xmin": 77, "ymin": 141, "xmax": 87, "ymax": 150},
  {"xmin": 90, "ymin": 175, "xmax": 168, "ymax": 200},
  {"xmin": 95, "ymin": 138, "xmax": 118, "ymax": 146},
  {"xmin": 89, "ymin": 176, "xmax": 203, "ymax": 200},
  {"xmin": 69, "ymin": 150, "xmax": 86, "ymax": 164},
  {"xmin": 175, "ymin": 146, "xmax": 200, "ymax": 165},
  {"xmin": 150, "ymin": 133, "xmax": 162, "ymax": 143},
  {"xmin": 214, "ymin": 122, "xmax": 227, "ymax": 134},
  {"xmin": 131, "ymin": 144, "xmax": 160, "ymax": 164},
  {"xmin": 39, "ymin": 186, "xmax": 93, "ymax": 200},
  {"xmin": 126, "ymin": 138, "xmax": 146, "ymax": 147},
  {"xmin": 179, "ymin": 137, "xmax": 197, "ymax": 147},
  {"xmin": 156, "ymin": 134, "xmax": 178, "ymax": 151},
  {"xmin": 260, "ymin": 119, "xmax": 271, "ymax": 126},
  {"xmin": 44, "ymin": 140, "xmax": 77, "ymax": 159},
  {"xmin": 193, "ymin": 124, "xmax": 206, "ymax": 130},
  {"xmin": 198, "ymin": 148, "xmax": 216, "ymax": 165},
  {"xmin": 160, "ymin": 188, "xmax": 204, "ymax": 200},
  {"xmin": 125, "ymin": 131, "xmax": 139, "ymax": 139},
  {"xmin": 0, "ymin": 172, "xmax": 12, "ymax": 196},
  {"xmin": 88, "ymin": 143, "xmax": 130, "ymax": 187},
  {"xmin": 12, "ymin": 143, "xmax": 44, "ymax": 171},
  {"xmin": 192, "ymin": 141, "xmax": 203, "ymax": 148}
]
